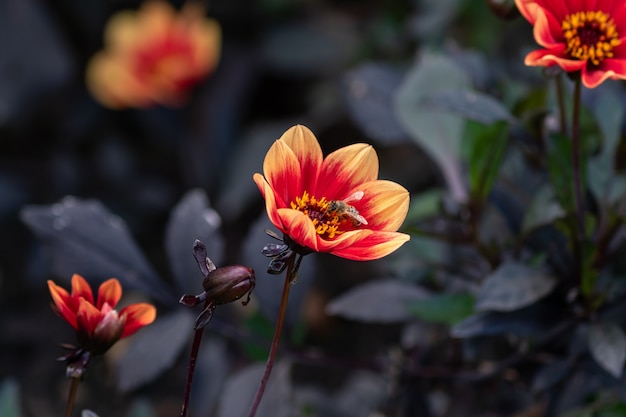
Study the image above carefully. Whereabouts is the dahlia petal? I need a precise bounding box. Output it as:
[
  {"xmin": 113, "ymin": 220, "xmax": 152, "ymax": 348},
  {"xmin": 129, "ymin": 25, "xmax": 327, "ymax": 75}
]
[
  {"xmin": 47, "ymin": 280, "xmax": 79, "ymax": 330},
  {"xmin": 582, "ymin": 58, "xmax": 626, "ymax": 88},
  {"xmin": 77, "ymin": 298, "xmax": 103, "ymax": 335},
  {"xmin": 254, "ymin": 173, "xmax": 289, "ymax": 234},
  {"xmin": 276, "ymin": 209, "xmax": 320, "ymax": 252},
  {"xmin": 533, "ymin": 8, "xmax": 565, "ymax": 48},
  {"xmin": 353, "ymin": 180, "xmax": 410, "ymax": 232},
  {"xmin": 524, "ymin": 48, "xmax": 586, "ymax": 72},
  {"xmin": 119, "ymin": 303, "xmax": 157, "ymax": 337},
  {"xmin": 71, "ymin": 274, "xmax": 94, "ymax": 305},
  {"xmin": 331, "ymin": 231, "xmax": 411, "ymax": 261},
  {"xmin": 279, "ymin": 125, "xmax": 323, "ymax": 193},
  {"xmin": 316, "ymin": 144, "xmax": 378, "ymax": 199},
  {"xmin": 316, "ymin": 229, "xmax": 373, "ymax": 253},
  {"xmin": 515, "ymin": 0, "xmax": 541, "ymax": 24},
  {"xmin": 263, "ymin": 138, "xmax": 303, "ymax": 207},
  {"xmin": 97, "ymin": 278, "xmax": 122, "ymax": 310}
]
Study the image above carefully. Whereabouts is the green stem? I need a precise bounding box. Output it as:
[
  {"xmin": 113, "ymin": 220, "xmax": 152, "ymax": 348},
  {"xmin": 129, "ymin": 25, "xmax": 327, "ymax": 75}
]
[
  {"xmin": 64, "ymin": 377, "xmax": 81, "ymax": 417},
  {"xmin": 246, "ymin": 254, "xmax": 297, "ymax": 417}
]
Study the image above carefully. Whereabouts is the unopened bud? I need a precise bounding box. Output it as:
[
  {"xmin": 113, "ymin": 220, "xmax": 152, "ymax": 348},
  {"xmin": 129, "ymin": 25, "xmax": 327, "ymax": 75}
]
[{"xmin": 203, "ymin": 265, "xmax": 255, "ymax": 305}]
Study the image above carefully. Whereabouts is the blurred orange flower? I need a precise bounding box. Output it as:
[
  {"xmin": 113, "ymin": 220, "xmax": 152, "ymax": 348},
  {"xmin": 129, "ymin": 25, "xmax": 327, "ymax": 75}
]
[
  {"xmin": 253, "ymin": 125, "xmax": 410, "ymax": 261},
  {"xmin": 48, "ymin": 274, "xmax": 156, "ymax": 355},
  {"xmin": 86, "ymin": 0, "xmax": 221, "ymax": 108},
  {"xmin": 516, "ymin": 0, "xmax": 626, "ymax": 88}
]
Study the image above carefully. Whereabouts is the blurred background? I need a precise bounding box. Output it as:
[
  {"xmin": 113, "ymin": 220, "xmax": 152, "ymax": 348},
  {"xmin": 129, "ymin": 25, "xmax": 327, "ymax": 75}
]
[{"xmin": 0, "ymin": 0, "xmax": 557, "ymax": 416}]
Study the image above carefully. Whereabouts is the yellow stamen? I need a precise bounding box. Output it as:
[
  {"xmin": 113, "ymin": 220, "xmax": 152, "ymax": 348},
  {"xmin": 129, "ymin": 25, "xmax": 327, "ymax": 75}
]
[
  {"xmin": 562, "ymin": 10, "xmax": 621, "ymax": 66},
  {"xmin": 290, "ymin": 191, "xmax": 348, "ymax": 239}
]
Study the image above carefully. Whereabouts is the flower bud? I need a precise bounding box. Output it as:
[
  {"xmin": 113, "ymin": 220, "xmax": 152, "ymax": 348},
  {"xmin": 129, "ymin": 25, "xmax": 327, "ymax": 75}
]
[{"xmin": 202, "ymin": 265, "xmax": 255, "ymax": 305}]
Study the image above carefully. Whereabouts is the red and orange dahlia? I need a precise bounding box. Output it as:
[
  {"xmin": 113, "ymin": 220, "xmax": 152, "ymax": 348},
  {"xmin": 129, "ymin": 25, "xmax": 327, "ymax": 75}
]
[
  {"xmin": 48, "ymin": 274, "xmax": 156, "ymax": 355},
  {"xmin": 86, "ymin": 0, "xmax": 221, "ymax": 108},
  {"xmin": 253, "ymin": 125, "xmax": 410, "ymax": 261},
  {"xmin": 516, "ymin": 0, "xmax": 626, "ymax": 88}
]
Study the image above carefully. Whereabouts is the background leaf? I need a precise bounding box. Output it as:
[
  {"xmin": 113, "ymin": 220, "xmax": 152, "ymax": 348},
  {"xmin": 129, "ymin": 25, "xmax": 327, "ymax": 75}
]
[
  {"xmin": 326, "ymin": 280, "xmax": 429, "ymax": 323},
  {"xmin": 116, "ymin": 310, "xmax": 194, "ymax": 391},
  {"xmin": 342, "ymin": 62, "xmax": 408, "ymax": 144},
  {"xmin": 588, "ymin": 322, "xmax": 626, "ymax": 378},
  {"xmin": 475, "ymin": 261, "xmax": 557, "ymax": 312},
  {"xmin": 0, "ymin": 379, "xmax": 22, "ymax": 417},
  {"xmin": 395, "ymin": 51, "xmax": 471, "ymax": 201},
  {"xmin": 425, "ymin": 90, "xmax": 515, "ymax": 125},
  {"xmin": 165, "ymin": 189, "xmax": 224, "ymax": 295},
  {"xmin": 406, "ymin": 292, "xmax": 475, "ymax": 325},
  {"xmin": 546, "ymin": 133, "xmax": 577, "ymax": 214},
  {"xmin": 465, "ymin": 120, "xmax": 509, "ymax": 201},
  {"xmin": 20, "ymin": 196, "xmax": 173, "ymax": 304}
]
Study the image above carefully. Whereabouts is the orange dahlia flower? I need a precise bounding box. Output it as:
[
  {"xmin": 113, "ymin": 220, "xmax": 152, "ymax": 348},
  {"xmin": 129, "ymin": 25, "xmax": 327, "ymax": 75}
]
[
  {"xmin": 516, "ymin": 0, "xmax": 626, "ymax": 88},
  {"xmin": 48, "ymin": 274, "xmax": 156, "ymax": 355},
  {"xmin": 253, "ymin": 125, "xmax": 410, "ymax": 261},
  {"xmin": 86, "ymin": 0, "xmax": 221, "ymax": 108}
]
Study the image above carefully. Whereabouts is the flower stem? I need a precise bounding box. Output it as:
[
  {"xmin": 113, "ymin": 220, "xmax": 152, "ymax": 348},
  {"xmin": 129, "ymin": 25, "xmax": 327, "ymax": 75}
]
[
  {"xmin": 180, "ymin": 299, "xmax": 210, "ymax": 417},
  {"xmin": 64, "ymin": 377, "xmax": 81, "ymax": 417},
  {"xmin": 246, "ymin": 254, "xmax": 297, "ymax": 417},
  {"xmin": 571, "ymin": 77, "xmax": 588, "ymax": 293}
]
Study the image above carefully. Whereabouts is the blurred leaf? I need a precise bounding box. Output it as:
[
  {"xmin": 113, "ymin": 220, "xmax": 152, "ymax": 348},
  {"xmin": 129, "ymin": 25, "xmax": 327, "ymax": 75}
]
[
  {"xmin": 475, "ymin": 261, "xmax": 557, "ymax": 312},
  {"xmin": 522, "ymin": 185, "xmax": 565, "ymax": 233},
  {"xmin": 117, "ymin": 310, "xmax": 194, "ymax": 391},
  {"xmin": 531, "ymin": 359, "xmax": 571, "ymax": 393},
  {"xmin": 410, "ymin": 0, "xmax": 464, "ymax": 42},
  {"xmin": 405, "ymin": 189, "xmax": 445, "ymax": 224},
  {"xmin": 326, "ymin": 280, "xmax": 429, "ymax": 323},
  {"xmin": 165, "ymin": 189, "xmax": 223, "ymax": 295},
  {"xmin": 465, "ymin": 120, "xmax": 509, "ymax": 201},
  {"xmin": 426, "ymin": 90, "xmax": 515, "ymax": 125},
  {"xmin": 395, "ymin": 51, "xmax": 471, "ymax": 201},
  {"xmin": 588, "ymin": 322, "xmax": 626, "ymax": 378},
  {"xmin": 546, "ymin": 133, "xmax": 577, "ymax": 214},
  {"xmin": 342, "ymin": 62, "xmax": 408, "ymax": 144},
  {"xmin": 451, "ymin": 299, "xmax": 565, "ymax": 338},
  {"xmin": 215, "ymin": 123, "xmax": 285, "ymax": 223},
  {"xmin": 406, "ymin": 292, "xmax": 474, "ymax": 326},
  {"xmin": 20, "ymin": 196, "xmax": 173, "ymax": 304},
  {"xmin": 0, "ymin": 379, "xmax": 22, "ymax": 417},
  {"xmin": 597, "ymin": 403, "xmax": 626, "ymax": 417},
  {"xmin": 588, "ymin": 89, "xmax": 625, "ymax": 203},
  {"xmin": 191, "ymin": 338, "xmax": 231, "ymax": 415},
  {"xmin": 81, "ymin": 411, "xmax": 99, "ymax": 417},
  {"xmin": 126, "ymin": 399, "xmax": 156, "ymax": 417},
  {"xmin": 217, "ymin": 361, "xmax": 292, "ymax": 417}
]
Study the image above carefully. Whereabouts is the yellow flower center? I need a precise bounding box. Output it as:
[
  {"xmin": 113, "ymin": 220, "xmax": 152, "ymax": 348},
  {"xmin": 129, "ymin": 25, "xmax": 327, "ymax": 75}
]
[
  {"xmin": 562, "ymin": 10, "xmax": 620, "ymax": 66},
  {"xmin": 290, "ymin": 191, "xmax": 347, "ymax": 239}
]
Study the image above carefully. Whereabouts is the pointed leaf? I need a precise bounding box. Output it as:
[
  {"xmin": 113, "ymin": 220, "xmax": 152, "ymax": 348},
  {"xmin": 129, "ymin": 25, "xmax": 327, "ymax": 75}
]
[
  {"xmin": 126, "ymin": 399, "xmax": 156, "ymax": 417},
  {"xmin": 20, "ymin": 197, "xmax": 173, "ymax": 304},
  {"xmin": 522, "ymin": 185, "xmax": 565, "ymax": 232},
  {"xmin": 165, "ymin": 189, "xmax": 224, "ymax": 295},
  {"xmin": 475, "ymin": 261, "xmax": 557, "ymax": 312},
  {"xmin": 588, "ymin": 322, "xmax": 626, "ymax": 378},
  {"xmin": 326, "ymin": 280, "xmax": 429, "ymax": 323},
  {"xmin": 465, "ymin": 120, "xmax": 509, "ymax": 200},
  {"xmin": 395, "ymin": 51, "xmax": 471, "ymax": 201},
  {"xmin": 116, "ymin": 310, "xmax": 194, "ymax": 391}
]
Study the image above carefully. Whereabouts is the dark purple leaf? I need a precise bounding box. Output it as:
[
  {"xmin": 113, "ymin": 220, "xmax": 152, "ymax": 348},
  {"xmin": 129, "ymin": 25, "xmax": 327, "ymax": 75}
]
[
  {"xmin": 20, "ymin": 196, "xmax": 173, "ymax": 304},
  {"xmin": 117, "ymin": 310, "xmax": 194, "ymax": 391},
  {"xmin": 165, "ymin": 189, "xmax": 223, "ymax": 295}
]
